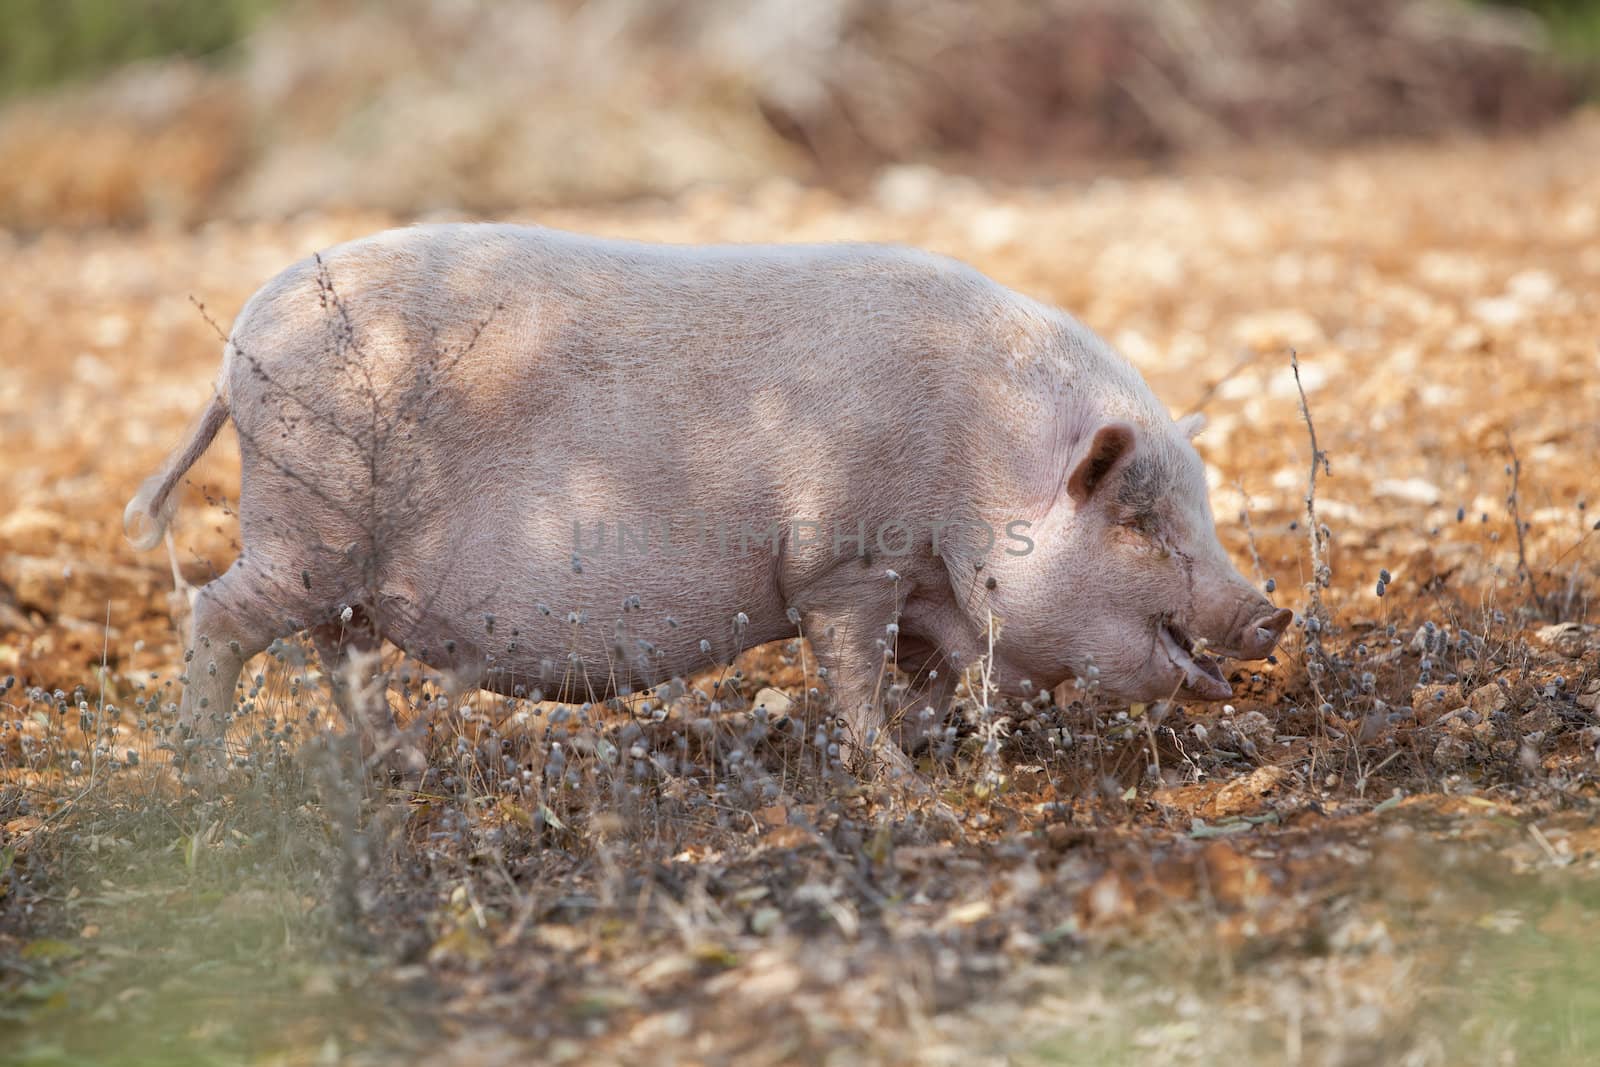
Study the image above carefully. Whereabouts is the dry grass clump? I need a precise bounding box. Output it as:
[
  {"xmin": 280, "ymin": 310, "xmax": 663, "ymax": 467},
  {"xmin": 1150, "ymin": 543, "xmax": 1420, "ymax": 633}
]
[{"xmin": 0, "ymin": 62, "xmax": 247, "ymax": 230}]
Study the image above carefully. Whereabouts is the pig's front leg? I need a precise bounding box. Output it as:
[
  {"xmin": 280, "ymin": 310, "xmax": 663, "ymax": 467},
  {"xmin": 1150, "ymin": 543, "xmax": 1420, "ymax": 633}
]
[
  {"xmin": 804, "ymin": 608, "xmax": 917, "ymax": 782},
  {"xmin": 883, "ymin": 659, "xmax": 958, "ymax": 757}
]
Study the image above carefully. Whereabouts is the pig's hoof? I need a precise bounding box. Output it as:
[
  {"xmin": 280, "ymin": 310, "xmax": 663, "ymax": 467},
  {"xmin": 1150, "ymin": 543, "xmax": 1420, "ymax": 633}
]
[
  {"xmin": 844, "ymin": 735, "xmax": 915, "ymax": 782},
  {"xmin": 380, "ymin": 743, "xmax": 430, "ymax": 793},
  {"xmin": 857, "ymin": 741, "xmax": 942, "ymax": 798},
  {"xmin": 179, "ymin": 755, "xmax": 231, "ymax": 795}
]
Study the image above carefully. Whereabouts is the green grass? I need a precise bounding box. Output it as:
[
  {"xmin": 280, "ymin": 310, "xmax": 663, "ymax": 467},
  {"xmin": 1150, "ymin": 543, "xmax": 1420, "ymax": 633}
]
[
  {"xmin": 0, "ymin": 782, "xmax": 413, "ymax": 1067},
  {"xmin": 1485, "ymin": 0, "xmax": 1600, "ymax": 59},
  {"xmin": 0, "ymin": 0, "xmax": 274, "ymax": 97}
]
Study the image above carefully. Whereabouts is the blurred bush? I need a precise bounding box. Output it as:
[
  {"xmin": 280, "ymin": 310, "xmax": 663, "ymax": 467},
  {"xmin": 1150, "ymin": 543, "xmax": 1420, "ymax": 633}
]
[
  {"xmin": 0, "ymin": 0, "xmax": 272, "ymax": 96},
  {"xmin": 1486, "ymin": 0, "xmax": 1600, "ymax": 54},
  {"xmin": 0, "ymin": 0, "xmax": 1590, "ymax": 231},
  {"xmin": 757, "ymin": 0, "xmax": 1586, "ymax": 176}
]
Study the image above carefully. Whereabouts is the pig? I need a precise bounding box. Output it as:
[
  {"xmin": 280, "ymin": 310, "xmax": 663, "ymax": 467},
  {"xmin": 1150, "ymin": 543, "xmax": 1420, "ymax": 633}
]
[{"xmin": 125, "ymin": 223, "xmax": 1290, "ymax": 779}]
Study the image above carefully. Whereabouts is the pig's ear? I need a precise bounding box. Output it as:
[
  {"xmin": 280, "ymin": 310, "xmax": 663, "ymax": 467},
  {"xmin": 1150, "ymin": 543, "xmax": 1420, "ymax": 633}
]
[
  {"xmin": 1177, "ymin": 412, "xmax": 1206, "ymax": 440},
  {"xmin": 1067, "ymin": 422, "xmax": 1136, "ymax": 505}
]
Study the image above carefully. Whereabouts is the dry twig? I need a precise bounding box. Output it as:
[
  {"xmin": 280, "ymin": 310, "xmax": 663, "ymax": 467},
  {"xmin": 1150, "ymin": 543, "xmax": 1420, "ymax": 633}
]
[
  {"xmin": 1504, "ymin": 434, "xmax": 1547, "ymax": 617},
  {"xmin": 1291, "ymin": 350, "xmax": 1331, "ymax": 625}
]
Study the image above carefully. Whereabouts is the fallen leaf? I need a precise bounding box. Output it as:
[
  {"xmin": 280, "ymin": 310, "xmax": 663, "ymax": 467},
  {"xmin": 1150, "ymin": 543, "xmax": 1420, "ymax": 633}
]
[{"xmin": 945, "ymin": 899, "xmax": 994, "ymax": 925}]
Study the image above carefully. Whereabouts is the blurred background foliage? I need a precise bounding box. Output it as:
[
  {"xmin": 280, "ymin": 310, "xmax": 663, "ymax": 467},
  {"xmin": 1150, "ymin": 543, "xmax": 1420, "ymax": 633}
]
[
  {"xmin": 0, "ymin": 0, "xmax": 274, "ymax": 96},
  {"xmin": 0, "ymin": 0, "xmax": 1594, "ymax": 229},
  {"xmin": 1494, "ymin": 0, "xmax": 1600, "ymax": 54},
  {"xmin": 4, "ymin": 0, "xmax": 1598, "ymax": 95}
]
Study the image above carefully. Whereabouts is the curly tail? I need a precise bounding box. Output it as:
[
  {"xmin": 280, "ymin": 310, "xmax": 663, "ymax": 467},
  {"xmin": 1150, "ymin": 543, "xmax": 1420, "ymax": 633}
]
[{"xmin": 124, "ymin": 393, "xmax": 231, "ymax": 551}]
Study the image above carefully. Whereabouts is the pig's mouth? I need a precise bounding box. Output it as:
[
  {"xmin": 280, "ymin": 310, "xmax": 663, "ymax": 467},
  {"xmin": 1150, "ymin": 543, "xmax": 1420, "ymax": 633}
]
[{"xmin": 1158, "ymin": 618, "xmax": 1230, "ymax": 697}]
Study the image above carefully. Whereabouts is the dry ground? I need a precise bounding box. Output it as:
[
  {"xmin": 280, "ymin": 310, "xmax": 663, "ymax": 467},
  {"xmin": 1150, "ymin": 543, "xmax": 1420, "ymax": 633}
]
[{"xmin": 3, "ymin": 116, "xmax": 1600, "ymax": 1066}]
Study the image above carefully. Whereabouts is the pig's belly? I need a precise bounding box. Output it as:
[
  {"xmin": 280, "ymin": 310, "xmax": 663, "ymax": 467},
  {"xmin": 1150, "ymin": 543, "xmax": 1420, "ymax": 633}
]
[{"xmin": 373, "ymin": 542, "xmax": 793, "ymax": 702}]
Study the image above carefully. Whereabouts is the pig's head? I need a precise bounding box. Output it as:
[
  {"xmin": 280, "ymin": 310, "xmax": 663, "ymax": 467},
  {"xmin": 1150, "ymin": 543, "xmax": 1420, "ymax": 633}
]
[{"xmin": 980, "ymin": 411, "xmax": 1292, "ymax": 702}]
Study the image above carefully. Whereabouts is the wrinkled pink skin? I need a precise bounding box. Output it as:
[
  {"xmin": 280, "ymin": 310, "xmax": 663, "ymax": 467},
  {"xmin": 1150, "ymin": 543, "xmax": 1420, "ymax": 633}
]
[{"xmin": 126, "ymin": 224, "xmax": 1289, "ymax": 777}]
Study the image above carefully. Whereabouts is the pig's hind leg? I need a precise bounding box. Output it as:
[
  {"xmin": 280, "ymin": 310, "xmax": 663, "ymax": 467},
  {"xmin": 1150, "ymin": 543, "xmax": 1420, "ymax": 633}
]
[
  {"xmin": 309, "ymin": 611, "xmax": 428, "ymax": 787},
  {"xmin": 178, "ymin": 559, "xmax": 301, "ymax": 780}
]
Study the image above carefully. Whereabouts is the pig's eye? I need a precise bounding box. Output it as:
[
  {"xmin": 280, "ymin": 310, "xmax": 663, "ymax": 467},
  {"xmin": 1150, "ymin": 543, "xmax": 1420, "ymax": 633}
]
[
  {"xmin": 1114, "ymin": 520, "xmax": 1154, "ymax": 545},
  {"xmin": 1117, "ymin": 513, "xmax": 1161, "ymax": 538},
  {"xmin": 1115, "ymin": 515, "xmax": 1171, "ymax": 558}
]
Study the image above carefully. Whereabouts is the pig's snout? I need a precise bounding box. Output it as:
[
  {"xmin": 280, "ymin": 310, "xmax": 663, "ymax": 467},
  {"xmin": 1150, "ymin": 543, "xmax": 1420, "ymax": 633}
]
[
  {"xmin": 1194, "ymin": 591, "xmax": 1292, "ymax": 662},
  {"xmin": 1234, "ymin": 606, "xmax": 1292, "ymax": 659}
]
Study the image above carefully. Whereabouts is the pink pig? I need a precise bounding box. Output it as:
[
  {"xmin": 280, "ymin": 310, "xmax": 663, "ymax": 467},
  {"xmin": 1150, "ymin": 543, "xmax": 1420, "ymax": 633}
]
[{"xmin": 127, "ymin": 224, "xmax": 1290, "ymax": 777}]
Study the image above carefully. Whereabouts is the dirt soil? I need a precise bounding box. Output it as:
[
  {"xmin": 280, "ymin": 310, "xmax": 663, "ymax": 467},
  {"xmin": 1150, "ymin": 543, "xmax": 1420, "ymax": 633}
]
[{"xmin": 2, "ymin": 117, "xmax": 1600, "ymax": 1066}]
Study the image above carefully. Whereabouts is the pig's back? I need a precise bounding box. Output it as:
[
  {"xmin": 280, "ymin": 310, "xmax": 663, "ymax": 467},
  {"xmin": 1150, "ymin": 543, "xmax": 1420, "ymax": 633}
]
[
  {"xmin": 233, "ymin": 224, "xmax": 1026, "ymax": 469},
  {"xmin": 226, "ymin": 225, "xmax": 1062, "ymax": 565},
  {"xmin": 238, "ymin": 221, "xmax": 1019, "ymax": 388}
]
